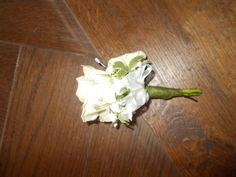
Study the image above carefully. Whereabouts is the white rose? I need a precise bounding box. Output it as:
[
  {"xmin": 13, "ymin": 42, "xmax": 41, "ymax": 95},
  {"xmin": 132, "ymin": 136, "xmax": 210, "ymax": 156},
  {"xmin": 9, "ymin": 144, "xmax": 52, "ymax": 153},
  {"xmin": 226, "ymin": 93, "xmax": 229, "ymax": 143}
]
[{"xmin": 76, "ymin": 65, "xmax": 116, "ymax": 122}]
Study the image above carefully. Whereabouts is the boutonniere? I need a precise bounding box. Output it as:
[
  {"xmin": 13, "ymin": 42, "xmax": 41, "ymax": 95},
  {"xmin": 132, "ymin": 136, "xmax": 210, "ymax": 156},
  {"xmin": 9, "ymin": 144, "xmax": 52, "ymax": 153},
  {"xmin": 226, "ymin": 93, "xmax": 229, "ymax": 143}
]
[{"xmin": 76, "ymin": 51, "xmax": 202, "ymax": 127}]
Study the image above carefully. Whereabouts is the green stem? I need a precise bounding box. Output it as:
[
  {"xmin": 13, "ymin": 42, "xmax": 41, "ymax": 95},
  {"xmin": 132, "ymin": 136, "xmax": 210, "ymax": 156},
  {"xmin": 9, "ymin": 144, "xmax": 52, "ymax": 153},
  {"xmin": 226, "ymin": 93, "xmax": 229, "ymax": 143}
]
[{"xmin": 146, "ymin": 86, "xmax": 202, "ymax": 100}]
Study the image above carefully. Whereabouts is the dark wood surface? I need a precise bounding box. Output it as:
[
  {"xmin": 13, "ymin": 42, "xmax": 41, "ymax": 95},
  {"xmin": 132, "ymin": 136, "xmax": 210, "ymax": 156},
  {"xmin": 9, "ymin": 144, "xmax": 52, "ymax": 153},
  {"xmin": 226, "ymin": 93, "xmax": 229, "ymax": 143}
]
[
  {"xmin": 0, "ymin": 1, "xmax": 181, "ymax": 177},
  {"xmin": 67, "ymin": 0, "xmax": 236, "ymax": 177},
  {"xmin": 0, "ymin": 0, "xmax": 235, "ymax": 177},
  {"xmin": 0, "ymin": 0, "xmax": 95, "ymax": 54},
  {"xmin": 0, "ymin": 46, "xmax": 179, "ymax": 177},
  {"xmin": 0, "ymin": 43, "xmax": 19, "ymax": 139}
]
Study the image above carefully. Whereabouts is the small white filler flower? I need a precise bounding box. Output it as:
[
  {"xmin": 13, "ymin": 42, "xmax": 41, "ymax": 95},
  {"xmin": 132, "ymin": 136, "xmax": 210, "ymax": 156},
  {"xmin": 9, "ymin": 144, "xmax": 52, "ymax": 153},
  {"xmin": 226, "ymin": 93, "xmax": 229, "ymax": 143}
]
[{"xmin": 76, "ymin": 51, "xmax": 202, "ymax": 127}]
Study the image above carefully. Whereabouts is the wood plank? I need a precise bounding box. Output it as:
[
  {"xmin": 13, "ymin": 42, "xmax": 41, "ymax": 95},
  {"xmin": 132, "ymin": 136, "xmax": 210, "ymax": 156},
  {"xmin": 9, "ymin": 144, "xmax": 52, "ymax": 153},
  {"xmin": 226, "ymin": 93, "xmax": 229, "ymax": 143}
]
[
  {"xmin": 0, "ymin": 46, "xmax": 180, "ymax": 177},
  {"xmin": 66, "ymin": 0, "xmax": 236, "ymax": 176},
  {"xmin": 0, "ymin": 43, "xmax": 19, "ymax": 139},
  {"xmin": 0, "ymin": 0, "xmax": 95, "ymax": 54}
]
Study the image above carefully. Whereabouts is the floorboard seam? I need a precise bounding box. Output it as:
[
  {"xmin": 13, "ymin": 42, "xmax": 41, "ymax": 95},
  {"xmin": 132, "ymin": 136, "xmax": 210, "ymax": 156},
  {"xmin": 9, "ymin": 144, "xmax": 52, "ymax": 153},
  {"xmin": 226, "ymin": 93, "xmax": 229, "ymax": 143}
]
[{"xmin": 0, "ymin": 45, "xmax": 22, "ymax": 151}]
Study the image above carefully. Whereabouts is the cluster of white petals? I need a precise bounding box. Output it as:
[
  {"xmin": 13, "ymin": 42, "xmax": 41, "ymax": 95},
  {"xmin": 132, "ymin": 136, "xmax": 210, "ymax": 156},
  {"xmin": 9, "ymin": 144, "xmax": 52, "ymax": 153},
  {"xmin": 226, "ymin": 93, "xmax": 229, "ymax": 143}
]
[{"xmin": 76, "ymin": 51, "xmax": 152, "ymax": 126}]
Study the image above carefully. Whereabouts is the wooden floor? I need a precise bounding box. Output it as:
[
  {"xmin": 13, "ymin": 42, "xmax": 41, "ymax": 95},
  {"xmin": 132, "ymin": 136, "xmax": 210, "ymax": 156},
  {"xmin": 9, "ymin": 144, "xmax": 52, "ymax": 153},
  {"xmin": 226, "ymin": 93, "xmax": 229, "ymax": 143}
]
[{"xmin": 0, "ymin": 0, "xmax": 235, "ymax": 177}]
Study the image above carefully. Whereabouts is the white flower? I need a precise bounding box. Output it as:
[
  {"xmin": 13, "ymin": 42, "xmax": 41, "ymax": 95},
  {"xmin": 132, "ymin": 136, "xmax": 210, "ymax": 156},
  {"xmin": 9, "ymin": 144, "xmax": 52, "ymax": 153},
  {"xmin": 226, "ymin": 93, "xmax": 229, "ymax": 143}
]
[
  {"xmin": 76, "ymin": 51, "xmax": 152, "ymax": 126},
  {"xmin": 76, "ymin": 65, "xmax": 116, "ymax": 122}
]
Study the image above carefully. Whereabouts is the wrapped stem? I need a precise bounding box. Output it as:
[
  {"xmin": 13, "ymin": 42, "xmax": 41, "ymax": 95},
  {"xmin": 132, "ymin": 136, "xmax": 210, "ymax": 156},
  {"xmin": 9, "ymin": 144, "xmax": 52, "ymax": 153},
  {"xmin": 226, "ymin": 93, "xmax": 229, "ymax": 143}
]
[{"xmin": 146, "ymin": 86, "xmax": 202, "ymax": 100}]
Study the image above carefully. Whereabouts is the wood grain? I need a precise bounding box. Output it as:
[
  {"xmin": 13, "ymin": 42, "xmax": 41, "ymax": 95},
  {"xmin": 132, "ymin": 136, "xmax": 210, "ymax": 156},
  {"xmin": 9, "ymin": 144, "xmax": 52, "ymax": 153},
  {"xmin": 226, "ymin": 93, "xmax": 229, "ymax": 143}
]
[
  {"xmin": 66, "ymin": 0, "xmax": 236, "ymax": 176},
  {"xmin": 0, "ymin": 43, "xmax": 19, "ymax": 139},
  {"xmin": 0, "ymin": 1, "xmax": 182, "ymax": 176},
  {"xmin": 0, "ymin": 0, "xmax": 95, "ymax": 54},
  {"xmin": 0, "ymin": 46, "xmax": 180, "ymax": 177}
]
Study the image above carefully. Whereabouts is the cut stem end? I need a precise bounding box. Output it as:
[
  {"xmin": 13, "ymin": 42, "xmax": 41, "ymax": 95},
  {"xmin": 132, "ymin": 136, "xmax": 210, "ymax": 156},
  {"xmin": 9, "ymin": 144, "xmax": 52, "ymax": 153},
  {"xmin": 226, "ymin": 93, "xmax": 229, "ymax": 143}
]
[{"xmin": 181, "ymin": 89, "xmax": 202, "ymax": 97}]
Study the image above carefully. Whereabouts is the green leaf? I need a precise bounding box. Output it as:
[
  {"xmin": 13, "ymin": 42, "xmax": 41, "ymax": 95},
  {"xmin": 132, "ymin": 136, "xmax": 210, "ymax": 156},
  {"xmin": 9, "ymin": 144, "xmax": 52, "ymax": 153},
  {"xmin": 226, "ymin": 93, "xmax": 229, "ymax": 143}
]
[
  {"xmin": 113, "ymin": 69, "xmax": 128, "ymax": 79},
  {"xmin": 120, "ymin": 87, "xmax": 130, "ymax": 95},
  {"xmin": 112, "ymin": 61, "xmax": 129, "ymax": 79},
  {"xmin": 113, "ymin": 61, "xmax": 128, "ymax": 71},
  {"xmin": 128, "ymin": 56, "xmax": 145, "ymax": 70},
  {"xmin": 116, "ymin": 87, "xmax": 130, "ymax": 100}
]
